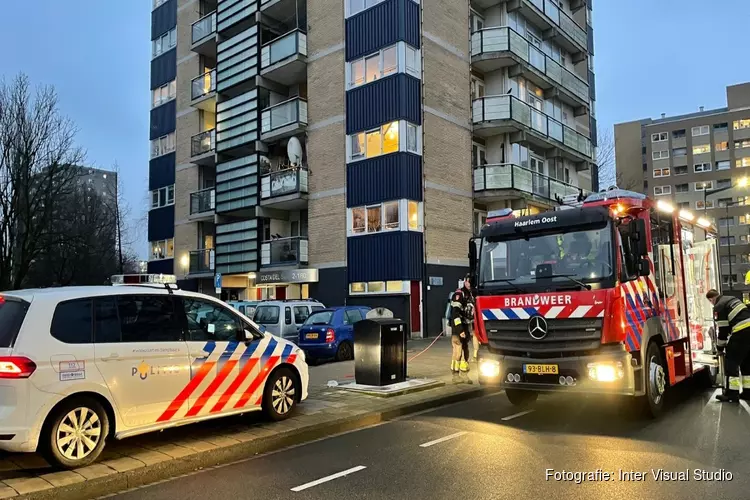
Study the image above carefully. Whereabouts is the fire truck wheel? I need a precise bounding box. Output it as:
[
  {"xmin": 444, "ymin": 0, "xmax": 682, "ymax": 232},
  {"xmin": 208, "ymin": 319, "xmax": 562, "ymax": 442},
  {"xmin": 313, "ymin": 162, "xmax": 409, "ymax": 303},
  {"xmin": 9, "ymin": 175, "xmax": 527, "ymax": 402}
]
[
  {"xmin": 639, "ymin": 341, "xmax": 667, "ymax": 418},
  {"xmin": 505, "ymin": 389, "xmax": 538, "ymax": 407}
]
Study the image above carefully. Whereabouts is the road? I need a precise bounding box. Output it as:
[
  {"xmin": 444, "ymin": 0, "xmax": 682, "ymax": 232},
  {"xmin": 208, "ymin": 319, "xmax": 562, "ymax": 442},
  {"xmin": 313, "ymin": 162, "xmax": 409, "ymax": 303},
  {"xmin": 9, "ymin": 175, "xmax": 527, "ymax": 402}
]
[{"xmin": 107, "ymin": 379, "xmax": 750, "ymax": 500}]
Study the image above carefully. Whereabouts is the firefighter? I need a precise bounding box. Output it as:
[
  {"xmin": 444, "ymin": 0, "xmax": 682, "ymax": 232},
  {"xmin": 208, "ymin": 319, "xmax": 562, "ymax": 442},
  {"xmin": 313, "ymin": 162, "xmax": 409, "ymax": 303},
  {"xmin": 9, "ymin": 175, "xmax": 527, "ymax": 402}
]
[
  {"xmin": 450, "ymin": 276, "xmax": 474, "ymax": 375},
  {"xmin": 706, "ymin": 289, "xmax": 750, "ymax": 402}
]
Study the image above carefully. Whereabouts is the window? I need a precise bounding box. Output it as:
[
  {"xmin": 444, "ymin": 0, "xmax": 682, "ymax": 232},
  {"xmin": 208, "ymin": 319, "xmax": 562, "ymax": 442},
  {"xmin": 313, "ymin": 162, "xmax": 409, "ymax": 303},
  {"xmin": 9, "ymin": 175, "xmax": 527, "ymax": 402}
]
[
  {"xmin": 716, "ymin": 141, "xmax": 729, "ymax": 151},
  {"xmin": 694, "ymin": 181, "xmax": 713, "ymax": 191},
  {"xmin": 94, "ymin": 297, "xmax": 121, "ymax": 343},
  {"xmin": 405, "ymin": 45, "xmax": 420, "ymax": 77},
  {"xmin": 384, "ymin": 201, "xmax": 399, "ymax": 229},
  {"xmin": 351, "ymin": 122, "xmax": 397, "ymax": 159},
  {"xmin": 408, "ymin": 201, "xmax": 419, "ymax": 230},
  {"xmin": 349, "ymin": 281, "xmax": 406, "ymax": 294},
  {"xmin": 695, "ymin": 200, "xmax": 715, "ymax": 210},
  {"xmin": 739, "ymin": 196, "xmax": 750, "ymax": 206},
  {"xmin": 344, "ymin": 309, "xmax": 364, "ymax": 324},
  {"xmin": 734, "ymin": 119, "xmax": 750, "ymax": 130},
  {"xmin": 735, "ymin": 140, "xmax": 750, "ymax": 149},
  {"xmin": 284, "ymin": 307, "xmax": 292, "ymax": 325},
  {"xmin": 348, "ymin": 45, "xmax": 399, "ymax": 88},
  {"xmin": 675, "ymin": 183, "xmax": 688, "ymax": 193},
  {"xmin": 117, "ymin": 295, "xmax": 182, "ymax": 343},
  {"xmin": 254, "ymin": 305, "xmax": 279, "ymax": 325},
  {"xmin": 150, "ymin": 132, "xmax": 175, "ymax": 158},
  {"xmin": 0, "ymin": 299, "xmax": 29, "ymax": 348},
  {"xmin": 692, "ymin": 125, "xmax": 709, "ymax": 136},
  {"xmin": 51, "ymin": 299, "xmax": 92, "ymax": 344},
  {"xmin": 741, "ymin": 215, "xmax": 750, "ymax": 225},
  {"xmin": 150, "ymin": 239, "xmax": 174, "ymax": 260},
  {"xmin": 368, "ymin": 282, "xmax": 385, "ymax": 293},
  {"xmin": 737, "ymin": 158, "xmax": 750, "ymax": 168},
  {"xmin": 672, "ymin": 147, "xmax": 686, "ymax": 157},
  {"xmin": 152, "ymin": 80, "xmax": 176, "ymax": 108},
  {"xmin": 653, "ymin": 185, "xmax": 671, "ymax": 196},
  {"xmin": 722, "ymin": 274, "xmax": 738, "ymax": 284},
  {"xmin": 293, "ymin": 306, "xmax": 310, "ymax": 324},
  {"xmin": 151, "ymin": 185, "xmax": 175, "ymax": 209},
  {"xmin": 652, "ymin": 150, "xmax": 669, "ymax": 160},
  {"xmin": 406, "ymin": 123, "xmax": 418, "ymax": 153},
  {"xmin": 347, "ymin": 0, "xmax": 389, "ymax": 17},
  {"xmin": 651, "ymin": 132, "xmax": 668, "ymax": 142},
  {"xmin": 719, "ymin": 217, "xmax": 735, "ymax": 227},
  {"xmin": 717, "ymin": 160, "xmax": 731, "ymax": 170},
  {"xmin": 718, "ymin": 197, "xmax": 733, "ymax": 208},
  {"xmin": 714, "ymin": 122, "xmax": 728, "ymax": 131},
  {"xmin": 693, "ymin": 144, "xmax": 711, "ymax": 155},
  {"xmin": 349, "ymin": 200, "xmax": 422, "ymax": 235},
  {"xmin": 183, "ymin": 297, "xmax": 243, "ymax": 342},
  {"xmin": 672, "ymin": 129, "xmax": 686, "ymax": 139},
  {"xmin": 653, "ymin": 168, "xmax": 670, "ymax": 178},
  {"xmin": 694, "ymin": 163, "xmax": 711, "ymax": 173},
  {"xmin": 678, "ymin": 201, "xmax": 690, "ymax": 209},
  {"xmin": 721, "ymin": 255, "xmax": 738, "ymax": 265},
  {"xmin": 152, "ymin": 28, "xmax": 177, "ymax": 58},
  {"xmin": 717, "ymin": 178, "xmax": 732, "ymax": 190},
  {"xmin": 742, "ymin": 235, "xmax": 750, "ymax": 243},
  {"xmin": 674, "ymin": 166, "xmax": 688, "ymax": 175}
]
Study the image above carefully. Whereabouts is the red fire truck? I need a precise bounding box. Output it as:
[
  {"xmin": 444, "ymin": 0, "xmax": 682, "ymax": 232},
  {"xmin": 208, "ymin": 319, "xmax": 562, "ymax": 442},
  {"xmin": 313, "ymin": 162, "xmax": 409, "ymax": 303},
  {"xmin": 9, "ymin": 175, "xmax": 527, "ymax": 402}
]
[{"xmin": 470, "ymin": 188, "xmax": 721, "ymax": 416}]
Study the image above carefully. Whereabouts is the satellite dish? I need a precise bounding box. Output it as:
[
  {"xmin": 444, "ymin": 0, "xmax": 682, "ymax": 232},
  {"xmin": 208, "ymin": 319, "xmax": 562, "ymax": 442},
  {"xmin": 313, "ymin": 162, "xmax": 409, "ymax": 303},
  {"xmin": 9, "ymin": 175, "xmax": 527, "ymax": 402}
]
[
  {"xmin": 366, "ymin": 308, "xmax": 394, "ymax": 319},
  {"xmin": 287, "ymin": 137, "xmax": 303, "ymax": 166}
]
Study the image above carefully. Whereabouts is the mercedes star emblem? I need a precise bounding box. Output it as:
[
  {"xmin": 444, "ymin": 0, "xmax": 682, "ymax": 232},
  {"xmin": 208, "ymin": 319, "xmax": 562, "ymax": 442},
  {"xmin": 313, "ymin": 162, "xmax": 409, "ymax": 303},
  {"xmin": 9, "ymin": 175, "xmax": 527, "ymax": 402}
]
[{"xmin": 528, "ymin": 315, "xmax": 548, "ymax": 340}]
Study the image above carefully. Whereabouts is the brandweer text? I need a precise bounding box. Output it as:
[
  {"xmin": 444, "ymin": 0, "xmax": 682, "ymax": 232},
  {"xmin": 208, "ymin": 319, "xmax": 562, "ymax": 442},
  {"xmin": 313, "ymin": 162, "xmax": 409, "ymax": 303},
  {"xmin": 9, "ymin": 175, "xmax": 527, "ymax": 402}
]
[{"xmin": 504, "ymin": 295, "xmax": 573, "ymax": 307}]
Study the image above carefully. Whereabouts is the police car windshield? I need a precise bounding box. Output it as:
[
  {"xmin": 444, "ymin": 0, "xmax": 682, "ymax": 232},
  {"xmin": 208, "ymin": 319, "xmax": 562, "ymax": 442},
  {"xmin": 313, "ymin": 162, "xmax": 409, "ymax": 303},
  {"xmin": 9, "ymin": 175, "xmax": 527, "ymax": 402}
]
[{"xmin": 479, "ymin": 226, "xmax": 614, "ymax": 287}]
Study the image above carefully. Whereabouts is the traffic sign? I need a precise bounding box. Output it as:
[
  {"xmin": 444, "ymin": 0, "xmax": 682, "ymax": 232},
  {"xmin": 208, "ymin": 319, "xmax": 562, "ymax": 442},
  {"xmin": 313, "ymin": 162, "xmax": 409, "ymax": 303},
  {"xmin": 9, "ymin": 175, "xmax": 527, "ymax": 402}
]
[{"xmin": 214, "ymin": 273, "xmax": 222, "ymax": 294}]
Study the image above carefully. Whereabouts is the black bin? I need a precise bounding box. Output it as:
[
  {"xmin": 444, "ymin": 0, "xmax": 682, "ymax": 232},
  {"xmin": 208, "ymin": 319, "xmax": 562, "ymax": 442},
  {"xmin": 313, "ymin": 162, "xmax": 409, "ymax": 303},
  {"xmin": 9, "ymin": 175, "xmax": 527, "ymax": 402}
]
[{"xmin": 353, "ymin": 318, "xmax": 407, "ymax": 386}]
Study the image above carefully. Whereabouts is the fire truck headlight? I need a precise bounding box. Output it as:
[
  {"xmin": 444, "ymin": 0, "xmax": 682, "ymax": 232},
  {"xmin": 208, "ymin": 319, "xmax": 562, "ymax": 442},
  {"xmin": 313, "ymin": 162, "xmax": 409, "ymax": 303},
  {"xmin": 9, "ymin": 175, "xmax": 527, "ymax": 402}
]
[
  {"xmin": 587, "ymin": 362, "xmax": 624, "ymax": 382},
  {"xmin": 479, "ymin": 359, "xmax": 501, "ymax": 378}
]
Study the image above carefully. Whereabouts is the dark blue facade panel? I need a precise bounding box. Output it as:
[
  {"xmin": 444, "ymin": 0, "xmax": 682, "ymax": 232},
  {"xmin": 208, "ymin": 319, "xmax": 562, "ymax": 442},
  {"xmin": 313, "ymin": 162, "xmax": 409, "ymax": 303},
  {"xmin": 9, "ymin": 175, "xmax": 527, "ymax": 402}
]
[
  {"xmin": 151, "ymin": 49, "xmax": 176, "ymax": 90},
  {"xmin": 148, "ymin": 205, "xmax": 175, "ymax": 242},
  {"xmin": 346, "ymin": 74, "xmax": 421, "ymax": 134},
  {"xmin": 149, "ymin": 153, "xmax": 176, "ymax": 191},
  {"xmin": 590, "ymin": 116, "xmax": 598, "ymax": 148},
  {"xmin": 150, "ymin": 100, "xmax": 176, "ymax": 140},
  {"xmin": 148, "ymin": 259, "xmax": 174, "ymax": 275},
  {"xmin": 151, "ymin": 0, "xmax": 177, "ymax": 40},
  {"xmin": 347, "ymin": 152, "xmax": 422, "ymax": 207},
  {"xmin": 588, "ymin": 69, "xmax": 596, "ymax": 101},
  {"xmin": 309, "ymin": 267, "xmax": 348, "ymax": 308},
  {"xmin": 347, "ymin": 231, "xmax": 423, "ymax": 283},
  {"xmin": 587, "ymin": 24, "xmax": 594, "ymax": 56},
  {"xmin": 345, "ymin": 0, "xmax": 420, "ymax": 61}
]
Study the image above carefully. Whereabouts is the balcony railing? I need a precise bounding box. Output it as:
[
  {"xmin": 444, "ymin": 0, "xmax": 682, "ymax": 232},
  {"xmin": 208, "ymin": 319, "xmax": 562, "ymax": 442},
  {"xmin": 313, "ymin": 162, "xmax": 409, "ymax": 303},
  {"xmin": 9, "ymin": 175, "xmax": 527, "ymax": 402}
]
[
  {"xmin": 189, "ymin": 249, "xmax": 215, "ymax": 274},
  {"xmin": 191, "ymin": 69, "xmax": 216, "ymax": 100},
  {"xmin": 190, "ymin": 187, "xmax": 216, "ymax": 214},
  {"xmin": 261, "ymin": 167, "xmax": 309, "ymax": 199},
  {"xmin": 261, "ymin": 98, "xmax": 308, "ymax": 134},
  {"xmin": 191, "ymin": 129, "xmax": 216, "ymax": 157},
  {"xmin": 192, "ymin": 11, "xmax": 216, "ymax": 44},
  {"xmin": 470, "ymin": 26, "xmax": 589, "ymax": 103},
  {"xmin": 526, "ymin": 0, "xmax": 587, "ymax": 50},
  {"xmin": 261, "ymin": 237, "xmax": 308, "ymax": 266},
  {"xmin": 472, "ymin": 95, "xmax": 592, "ymax": 158},
  {"xmin": 261, "ymin": 29, "xmax": 307, "ymax": 68},
  {"xmin": 474, "ymin": 163, "xmax": 585, "ymax": 202}
]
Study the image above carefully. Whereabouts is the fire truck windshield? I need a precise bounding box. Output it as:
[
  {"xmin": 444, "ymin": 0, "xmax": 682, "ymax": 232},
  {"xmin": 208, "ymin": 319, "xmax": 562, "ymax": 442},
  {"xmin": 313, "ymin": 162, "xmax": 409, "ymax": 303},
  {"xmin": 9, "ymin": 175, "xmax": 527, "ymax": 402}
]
[{"xmin": 478, "ymin": 225, "xmax": 615, "ymax": 291}]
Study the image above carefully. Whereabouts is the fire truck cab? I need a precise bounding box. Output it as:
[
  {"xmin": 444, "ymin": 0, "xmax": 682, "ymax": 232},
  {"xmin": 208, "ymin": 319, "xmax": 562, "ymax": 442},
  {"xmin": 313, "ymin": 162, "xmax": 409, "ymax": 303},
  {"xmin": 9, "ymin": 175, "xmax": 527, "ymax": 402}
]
[{"xmin": 469, "ymin": 188, "xmax": 720, "ymax": 416}]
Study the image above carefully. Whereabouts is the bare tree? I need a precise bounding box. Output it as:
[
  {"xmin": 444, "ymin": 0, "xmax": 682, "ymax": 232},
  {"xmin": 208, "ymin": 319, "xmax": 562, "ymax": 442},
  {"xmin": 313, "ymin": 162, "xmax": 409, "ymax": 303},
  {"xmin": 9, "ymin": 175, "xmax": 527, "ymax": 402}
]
[
  {"xmin": 596, "ymin": 125, "xmax": 640, "ymax": 191},
  {"xmin": 0, "ymin": 74, "xmax": 85, "ymax": 290}
]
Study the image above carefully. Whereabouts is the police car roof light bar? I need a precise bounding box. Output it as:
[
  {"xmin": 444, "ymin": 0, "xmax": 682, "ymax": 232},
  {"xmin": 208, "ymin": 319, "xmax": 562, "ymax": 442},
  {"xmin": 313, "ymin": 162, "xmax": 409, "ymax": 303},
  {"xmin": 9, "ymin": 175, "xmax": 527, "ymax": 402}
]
[{"xmin": 111, "ymin": 274, "xmax": 179, "ymax": 291}]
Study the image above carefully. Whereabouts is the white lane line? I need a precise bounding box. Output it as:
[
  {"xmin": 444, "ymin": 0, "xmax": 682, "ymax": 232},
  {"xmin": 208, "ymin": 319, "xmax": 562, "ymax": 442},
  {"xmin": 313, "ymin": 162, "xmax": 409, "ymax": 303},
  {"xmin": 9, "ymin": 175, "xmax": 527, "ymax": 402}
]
[
  {"xmin": 706, "ymin": 388, "xmax": 722, "ymax": 408},
  {"xmin": 740, "ymin": 399, "xmax": 750, "ymax": 417},
  {"xmin": 291, "ymin": 466, "xmax": 367, "ymax": 492},
  {"xmin": 419, "ymin": 431, "xmax": 467, "ymax": 448},
  {"xmin": 501, "ymin": 410, "xmax": 535, "ymax": 421}
]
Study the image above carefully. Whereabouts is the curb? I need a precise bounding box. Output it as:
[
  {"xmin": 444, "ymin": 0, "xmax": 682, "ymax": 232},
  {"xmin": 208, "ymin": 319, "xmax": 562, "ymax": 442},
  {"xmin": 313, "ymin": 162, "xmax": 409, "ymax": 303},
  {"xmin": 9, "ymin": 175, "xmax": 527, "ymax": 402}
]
[{"xmin": 22, "ymin": 387, "xmax": 495, "ymax": 500}]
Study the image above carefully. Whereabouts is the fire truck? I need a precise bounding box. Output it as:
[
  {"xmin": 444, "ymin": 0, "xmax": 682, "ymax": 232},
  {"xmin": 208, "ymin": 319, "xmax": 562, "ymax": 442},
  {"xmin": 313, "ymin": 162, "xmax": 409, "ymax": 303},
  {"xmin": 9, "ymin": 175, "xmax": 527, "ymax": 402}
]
[{"xmin": 470, "ymin": 188, "xmax": 721, "ymax": 416}]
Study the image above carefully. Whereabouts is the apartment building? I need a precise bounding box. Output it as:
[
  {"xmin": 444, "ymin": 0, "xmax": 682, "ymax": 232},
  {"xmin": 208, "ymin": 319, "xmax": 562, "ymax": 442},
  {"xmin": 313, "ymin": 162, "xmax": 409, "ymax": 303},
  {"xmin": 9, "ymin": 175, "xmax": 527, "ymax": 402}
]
[
  {"xmin": 147, "ymin": 0, "xmax": 597, "ymax": 336},
  {"xmin": 615, "ymin": 82, "xmax": 750, "ymax": 299}
]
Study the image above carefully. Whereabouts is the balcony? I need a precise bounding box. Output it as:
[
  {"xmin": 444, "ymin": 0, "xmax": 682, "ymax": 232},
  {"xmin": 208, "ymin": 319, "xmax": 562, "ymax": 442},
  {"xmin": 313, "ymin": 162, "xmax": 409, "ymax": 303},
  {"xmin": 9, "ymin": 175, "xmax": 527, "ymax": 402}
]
[
  {"xmin": 260, "ymin": 237, "xmax": 309, "ymax": 268},
  {"xmin": 260, "ymin": 167, "xmax": 309, "ymax": 210},
  {"xmin": 260, "ymin": 30, "xmax": 308, "ymax": 86},
  {"xmin": 474, "ymin": 163, "xmax": 586, "ymax": 205},
  {"xmin": 506, "ymin": 0, "xmax": 588, "ymax": 54},
  {"xmin": 191, "ymin": 69, "xmax": 216, "ymax": 111},
  {"xmin": 191, "ymin": 129, "xmax": 216, "ymax": 165},
  {"xmin": 191, "ymin": 11, "xmax": 217, "ymax": 56},
  {"xmin": 189, "ymin": 188, "xmax": 216, "ymax": 219},
  {"xmin": 260, "ymin": 0, "xmax": 300, "ymax": 23},
  {"xmin": 471, "ymin": 27, "xmax": 589, "ymax": 109},
  {"xmin": 189, "ymin": 249, "xmax": 215, "ymax": 276},
  {"xmin": 472, "ymin": 95, "xmax": 592, "ymax": 163},
  {"xmin": 260, "ymin": 97, "xmax": 308, "ymax": 142}
]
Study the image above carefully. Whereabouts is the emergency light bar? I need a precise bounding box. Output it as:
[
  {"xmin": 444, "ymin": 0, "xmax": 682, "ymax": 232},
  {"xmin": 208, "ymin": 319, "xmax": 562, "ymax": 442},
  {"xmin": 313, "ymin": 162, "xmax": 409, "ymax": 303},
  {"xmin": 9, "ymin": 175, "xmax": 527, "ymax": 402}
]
[
  {"xmin": 584, "ymin": 189, "xmax": 646, "ymax": 203},
  {"xmin": 486, "ymin": 208, "xmax": 514, "ymax": 223},
  {"xmin": 111, "ymin": 274, "xmax": 178, "ymax": 285}
]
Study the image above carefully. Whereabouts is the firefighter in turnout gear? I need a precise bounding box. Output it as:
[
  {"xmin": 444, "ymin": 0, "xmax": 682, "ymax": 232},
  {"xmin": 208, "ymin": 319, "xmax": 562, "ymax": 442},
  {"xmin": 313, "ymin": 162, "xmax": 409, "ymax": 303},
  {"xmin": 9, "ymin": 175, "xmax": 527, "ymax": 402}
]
[
  {"xmin": 450, "ymin": 276, "xmax": 475, "ymax": 375},
  {"xmin": 706, "ymin": 289, "xmax": 750, "ymax": 402}
]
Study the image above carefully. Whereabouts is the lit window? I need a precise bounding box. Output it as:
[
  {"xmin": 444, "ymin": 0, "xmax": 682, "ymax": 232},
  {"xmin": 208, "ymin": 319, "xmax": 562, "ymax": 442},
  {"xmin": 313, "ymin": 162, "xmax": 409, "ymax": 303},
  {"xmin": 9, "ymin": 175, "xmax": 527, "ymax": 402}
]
[
  {"xmin": 716, "ymin": 141, "xmax": 729, "ymax": 151},
  {"xmin": 672, "ymin": 147, "xmax": 686, "ymax": 157},
  {"xmin": 740, "ymin": 215, "xmax": 750, "ymax": 225},
  {"xmin": 735, "ymin": 140, "xmax": 750, "ymax": 149},
  {"xmin": 350, "ymin": 121, "xmax": 413, "ymax": 161},
  {"xmin": 696, "ymin": 200, "xmax": 715, "ymax": 210},
  {"xmin": 351, "ymin": 59, "xmax": 365, "ymax": 86},
  {"xmin": 652, "ymin": 150, "xmax": 669, "ymax": 160},
  {"xmin": 694, "ymin": 163, "xmax": 711, "ymax": 173},
  {"xmin": 348, "ymin": 44, "xmax": 418, "ymax": 89},
  {"xmin": 695, "ymin": 181, "xmax": 713, "ymax": 191},
  {"xmin": 737, "ymin": 157, "xmax": 750, "ymax": 168},
  {"xmin": 348, "ymin": 200, "xmax": 422, "ymax": 235},
  {"xmin": 365, "ymin": 54, "xmax": 379, "ymax": 83},
  {"xmin": 651, "ymin": 132, "xmax": 668, "ymax": 142},
  {"xmin": 653, "ymin": 168, "xmax": 670, "ymax": 178},
  {"xmin": 367, "ymin": 205, "xmax": 382, "ymax": 232},
  {"xmin": 386, "ymin": 281, "xmax": 403, "ymax": 292},
  {"xmin": 653, "ymin": 186, "xmax": 671, "ymax": 196},
  {"xmin": 368, "ymin": 281, "xmax": 385, "ymax": 293},
  {"xmin": 734, "ymin": 119, "xmax": 750, "ymax": 130},
  {"xmin": 382, "ymin": 122, "xmax": 399, "ymax": 154},
  {"xmin": 350, "ymin": 282, "xmax": 365, "ymax": 293},
  {"xmin": 383, "ymin": 46, "xmax": 397, "ymax": 76},
  {"xmin": 152, "ymin": 28, "xmax": 177, "ymax": 58},
  {"xmin": 408, "ymin": 201, "xmax": 419, "ymax": 229},
  {"xmin": 366, "ymin": 130, "xmax": 382, "ymax": 158},
  {"xmin": 691, "ymin": 125, "xmax": 709, "ymax": 136},
  {"xmin": 352, "ymin": 207, "xmax": 365, "ymax": 233},
  {"xmin": 693, "ymin": 144, "xmax": 711, "ymax": 155},
  {"xmin": 150, "ymin": 238, "xmax": 174, "ymax": 260},
  {"xmin": 151, "ymin": 132, "xmax": 176, "ymax": 158},
  {"xmin": 717, "ymin": 160, "xmax": 731, "ymax": 170},
  {"xmin": 150, "ymin": 185, "xmax": 176, "ymax": 209}
]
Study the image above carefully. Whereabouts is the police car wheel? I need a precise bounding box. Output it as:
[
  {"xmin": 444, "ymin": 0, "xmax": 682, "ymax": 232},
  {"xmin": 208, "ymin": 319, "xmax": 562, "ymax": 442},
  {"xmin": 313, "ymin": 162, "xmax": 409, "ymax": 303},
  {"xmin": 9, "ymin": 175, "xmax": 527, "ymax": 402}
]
[
  {"xmin": 40, "ymin": 397, "xmax": 110, "ymax": 469},
  {"xmin": 263, "ymin": 367, "xmax": 299, "ymax": 421},
  {"xmin": 505, "ymin": 388, "xmax": 538, "ymax": 407}
]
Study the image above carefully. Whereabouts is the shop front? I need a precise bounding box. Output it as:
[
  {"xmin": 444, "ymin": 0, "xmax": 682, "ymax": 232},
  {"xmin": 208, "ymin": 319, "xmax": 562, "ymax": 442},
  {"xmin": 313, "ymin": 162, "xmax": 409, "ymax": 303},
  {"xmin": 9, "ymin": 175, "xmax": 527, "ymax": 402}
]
[{"xmin": 254, "ymin": 268, "xmax": 320, "ymax": 301}]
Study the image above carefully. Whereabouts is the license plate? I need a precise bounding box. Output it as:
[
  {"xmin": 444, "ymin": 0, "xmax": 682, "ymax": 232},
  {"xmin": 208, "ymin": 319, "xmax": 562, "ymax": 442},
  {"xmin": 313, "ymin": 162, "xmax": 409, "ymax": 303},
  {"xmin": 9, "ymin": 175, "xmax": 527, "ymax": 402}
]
[
  {"xmin": 305, "ymin": 333, "xmax": 319, "ymax": 340},
  {"xmin": 523, "ymin": 364, "xmax": 558, "ymax": 375}
]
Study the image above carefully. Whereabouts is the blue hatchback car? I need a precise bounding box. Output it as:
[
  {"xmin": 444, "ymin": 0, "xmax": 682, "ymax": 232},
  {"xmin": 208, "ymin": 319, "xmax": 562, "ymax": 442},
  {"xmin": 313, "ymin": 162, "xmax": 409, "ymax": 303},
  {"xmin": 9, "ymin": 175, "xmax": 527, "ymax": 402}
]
[{"xmin": 297, "ymin": 306, "xmax": 371, "ymax": 362}]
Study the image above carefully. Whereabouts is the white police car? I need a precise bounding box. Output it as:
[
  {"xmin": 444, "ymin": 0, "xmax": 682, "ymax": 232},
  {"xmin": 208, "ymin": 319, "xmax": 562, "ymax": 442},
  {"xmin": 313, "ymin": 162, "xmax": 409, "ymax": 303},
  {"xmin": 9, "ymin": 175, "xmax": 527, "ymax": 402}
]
[{"xmin": 0, "ymin": 275, "xmax": 308, "ymax": 468}]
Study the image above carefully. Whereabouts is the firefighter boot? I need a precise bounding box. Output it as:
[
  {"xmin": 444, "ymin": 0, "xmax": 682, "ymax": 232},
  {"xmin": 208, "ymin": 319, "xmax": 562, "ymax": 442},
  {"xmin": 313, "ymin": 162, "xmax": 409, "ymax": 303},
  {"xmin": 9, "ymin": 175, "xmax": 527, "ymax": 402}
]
[
  {"xmin": 459, "ymin": 360, "xmax": 470, "ymax": 373},
  {"xmin": 450, "ymin": 360, "xmax": 459, "ymax": 374},
  {"xmin": 717, "ymin": 377, "xmax": 741, "ymax": 402}
]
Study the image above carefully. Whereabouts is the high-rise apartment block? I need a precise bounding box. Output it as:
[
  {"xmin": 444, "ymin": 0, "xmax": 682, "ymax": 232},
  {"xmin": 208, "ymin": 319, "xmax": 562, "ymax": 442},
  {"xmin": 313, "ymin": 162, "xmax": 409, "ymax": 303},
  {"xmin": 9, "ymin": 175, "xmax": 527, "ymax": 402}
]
[
  {"xmin": 148, "ymin": 0, "xmax": 597, "ymax": 336},
  {"xmin": 615, "ymin": 82, "xmax": 750, "ymax": 299}
]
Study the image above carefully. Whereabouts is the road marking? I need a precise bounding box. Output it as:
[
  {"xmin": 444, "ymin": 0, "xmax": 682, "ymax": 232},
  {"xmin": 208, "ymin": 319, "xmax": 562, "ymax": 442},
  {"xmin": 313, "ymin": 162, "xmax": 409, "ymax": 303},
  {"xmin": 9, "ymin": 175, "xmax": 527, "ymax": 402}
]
[
  {"xmin": 706, "ymin": 388, "xmax": 722, "ymax": 407},
  {"xmin": 501, "ymin": 410, "xmax": 535, "ymax": 421},
  {"xmin": 740, "ymin": 399, "xmax": 750, "ymax": 417},
  {"xmin": 419, "ymin": 431, "xmax": 467, "ymax": 448},
  {"xmin": 291, "ymin": 466, "xmax": 367, "ymax": 492}
]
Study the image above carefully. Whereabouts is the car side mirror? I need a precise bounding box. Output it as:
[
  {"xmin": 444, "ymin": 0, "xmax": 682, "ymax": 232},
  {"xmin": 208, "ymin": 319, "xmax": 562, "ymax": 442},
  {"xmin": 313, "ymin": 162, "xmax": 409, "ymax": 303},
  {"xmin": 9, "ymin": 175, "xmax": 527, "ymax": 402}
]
[
  {"xmin": 633, "ymin": 219, "xmax": 649, "ymax": 257},
  {"xmin": 638, "ymin": 258, "xmax": 650, "ymax": 277}
]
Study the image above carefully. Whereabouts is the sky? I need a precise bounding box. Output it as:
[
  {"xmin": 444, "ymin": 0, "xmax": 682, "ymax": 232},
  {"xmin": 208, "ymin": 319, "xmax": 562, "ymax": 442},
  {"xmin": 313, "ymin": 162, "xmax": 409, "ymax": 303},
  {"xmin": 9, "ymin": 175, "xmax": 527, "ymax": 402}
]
[{"xmin": 4, "ymin": 0, "xmax": 750, "ymax": 257}]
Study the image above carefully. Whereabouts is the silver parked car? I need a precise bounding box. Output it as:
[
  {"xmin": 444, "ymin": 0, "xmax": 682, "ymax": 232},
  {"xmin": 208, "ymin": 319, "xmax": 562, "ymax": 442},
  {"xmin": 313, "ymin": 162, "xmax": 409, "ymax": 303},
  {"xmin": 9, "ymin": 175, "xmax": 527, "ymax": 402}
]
[{"xmin": 253, "ymin": 299, "xmax": 325, "ymax": 342}]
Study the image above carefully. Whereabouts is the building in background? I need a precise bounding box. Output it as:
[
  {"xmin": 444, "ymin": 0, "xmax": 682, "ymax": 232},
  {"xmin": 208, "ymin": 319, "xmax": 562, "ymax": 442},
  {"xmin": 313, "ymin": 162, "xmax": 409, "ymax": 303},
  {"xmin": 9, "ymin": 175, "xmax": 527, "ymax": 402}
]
[
  {"xmin": 148, "ymin": 0, "xmax": 597, "ymax": 336},
  {"xmin": 615, "ymin": 82, "xmax": 750, "ymax": 299}
]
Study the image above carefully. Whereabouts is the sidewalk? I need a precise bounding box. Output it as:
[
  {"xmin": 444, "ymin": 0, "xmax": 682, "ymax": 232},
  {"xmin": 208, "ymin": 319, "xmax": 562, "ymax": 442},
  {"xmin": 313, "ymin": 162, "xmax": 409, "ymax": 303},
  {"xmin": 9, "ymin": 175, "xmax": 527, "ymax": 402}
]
[{"xmin": 0, "ymin": 337, "xmax": 492, "ymax": 499}]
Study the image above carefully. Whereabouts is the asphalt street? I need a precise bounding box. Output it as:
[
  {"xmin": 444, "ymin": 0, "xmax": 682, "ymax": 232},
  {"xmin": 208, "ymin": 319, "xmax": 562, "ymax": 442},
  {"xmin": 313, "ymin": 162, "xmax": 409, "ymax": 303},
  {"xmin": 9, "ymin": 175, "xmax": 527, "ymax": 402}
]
[{"xmin": 107, "ymin": 379, "xmax": 750, "ymax": 500}]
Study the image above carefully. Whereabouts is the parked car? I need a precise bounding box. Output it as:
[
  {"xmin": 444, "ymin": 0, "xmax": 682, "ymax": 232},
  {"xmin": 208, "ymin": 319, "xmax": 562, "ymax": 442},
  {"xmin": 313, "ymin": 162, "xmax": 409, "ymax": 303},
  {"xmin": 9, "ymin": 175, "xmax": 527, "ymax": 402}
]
[
  {"xmin": 227, "ymin": 300, "xmax": 259, "ymax": 319},
  {"xmin": 252, "ymin": 300, "xmax": 325, "ymax": 343},
  {"xmin": 0, "ymin": 277, "xmax": 308, "ymax": 469},
  {"xmin": 297, "ymin": 306, "xmax": 371, "ymax": 362}
]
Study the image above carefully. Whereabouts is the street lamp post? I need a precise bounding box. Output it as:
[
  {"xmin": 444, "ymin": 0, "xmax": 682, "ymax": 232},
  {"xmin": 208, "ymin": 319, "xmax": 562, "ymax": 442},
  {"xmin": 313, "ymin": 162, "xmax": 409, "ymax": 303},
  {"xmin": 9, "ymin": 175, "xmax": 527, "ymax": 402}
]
[{"xmin": 705, "ymin": 177, "xmax": 749, "ymax": 291}]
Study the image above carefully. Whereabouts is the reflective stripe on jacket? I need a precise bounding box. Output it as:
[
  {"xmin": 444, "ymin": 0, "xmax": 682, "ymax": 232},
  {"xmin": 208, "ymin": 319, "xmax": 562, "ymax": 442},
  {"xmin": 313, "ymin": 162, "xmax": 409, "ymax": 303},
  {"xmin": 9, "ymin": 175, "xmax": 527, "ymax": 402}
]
[{"xmin": 714, "ymin": 295, "xmax": 750, "ymax": 340}]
